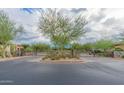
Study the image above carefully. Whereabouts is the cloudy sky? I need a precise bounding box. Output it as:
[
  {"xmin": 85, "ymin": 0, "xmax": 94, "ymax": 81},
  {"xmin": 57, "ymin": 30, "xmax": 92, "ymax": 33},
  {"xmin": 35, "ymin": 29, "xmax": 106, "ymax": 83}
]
[{"xmin": 1, "ymin": 8, "xmax": 124, "ymax": 44}]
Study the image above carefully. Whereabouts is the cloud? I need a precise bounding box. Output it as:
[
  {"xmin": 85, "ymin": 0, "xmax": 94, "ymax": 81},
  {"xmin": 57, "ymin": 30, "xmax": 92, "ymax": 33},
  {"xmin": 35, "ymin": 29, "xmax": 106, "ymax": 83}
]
[
  {"xmin": 70, "ymin": 8, "xmax": 87, "ymax": 13},
  {"xmin": 1, "ymin": 8, "xmax": 124, "ymax": 44},
  {"xmin": 1, "ymin": 8, "xmax": 48, "ymax": 44},
  {"xmin": 81, "ymin": 8, "xmax": 124, "ymax": 43}
]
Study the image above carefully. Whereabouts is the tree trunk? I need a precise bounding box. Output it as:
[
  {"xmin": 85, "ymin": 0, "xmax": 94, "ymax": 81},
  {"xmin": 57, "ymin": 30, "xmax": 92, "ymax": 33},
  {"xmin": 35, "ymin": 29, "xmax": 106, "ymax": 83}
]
[
  {"xmin": 1, "ymin": 47, "xmax": 6, "ymax": 58},
  {"xmin": 71, "ymin": 49, "xmax": 73, "ymax": 57},
  {"xmin": 6, "ymin": 45, "xmax": 12, "ymax": 57},
  {"xmin": 1, "ymin": 44, "xmax": 12, "ymax": 58}
]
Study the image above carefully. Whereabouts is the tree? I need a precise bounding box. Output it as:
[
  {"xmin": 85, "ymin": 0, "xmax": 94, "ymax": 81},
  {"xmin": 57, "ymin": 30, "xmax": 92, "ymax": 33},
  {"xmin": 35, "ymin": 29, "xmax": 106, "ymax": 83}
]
[
  {"xmin": 25, "ymin": 47, "xmax": 33, "ymax": 52},
  {"xmin": 22, "ymin": 44, "xmax": 30, "ymax": 55},
  {"xmin": 0, "ymin": 11, "xmax": 24, "ymax": 58},
  {"xmin": 94, "ymin": 39, "xmax": 114, "ymax": 51},
  {"xmin": 71, "ymin": 43, "xmax": 84, "ymax": 58},
  {"xmin": 93, "ymin": 39, "xmax": 114, "ymax": 56},
  {"xmin": 0, "ymin": 11, "xmax": 15, "ymax": 58},
  {"xmin": 22, "ymin": 44, "xmax": 30, "ymax": 49},
  {"xmin": 38, "ymin": 9, "xmax": 87, "ymax": 59},
  {"xmin": 81, "ymin": 43, "xmax": 94, "ymax": 53},
  {"xmin": 10, "ymin": 44, "xmax": 16, "ymax": 57},
  {"xmin": 31, "ymin": 43, "xmax": 50, "ymax": 55}
]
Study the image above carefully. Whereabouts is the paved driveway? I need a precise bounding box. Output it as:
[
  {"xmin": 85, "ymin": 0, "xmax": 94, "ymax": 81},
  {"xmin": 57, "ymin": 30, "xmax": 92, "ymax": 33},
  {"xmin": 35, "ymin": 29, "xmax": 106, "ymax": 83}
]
[{"xmin": 0, "ymin": 56, "xmax": 124, "ymax": 85}]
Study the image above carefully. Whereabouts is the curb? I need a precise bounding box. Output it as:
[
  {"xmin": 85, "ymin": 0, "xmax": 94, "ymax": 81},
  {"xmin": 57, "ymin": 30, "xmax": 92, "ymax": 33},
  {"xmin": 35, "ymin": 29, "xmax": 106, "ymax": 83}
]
[
  {"xmin": 40, "ymin": 59, "xmax": 85, "ymax": 64},
  {"xmin": 0, "ymin": 56, "xmax": 31, "ymax": 62}
]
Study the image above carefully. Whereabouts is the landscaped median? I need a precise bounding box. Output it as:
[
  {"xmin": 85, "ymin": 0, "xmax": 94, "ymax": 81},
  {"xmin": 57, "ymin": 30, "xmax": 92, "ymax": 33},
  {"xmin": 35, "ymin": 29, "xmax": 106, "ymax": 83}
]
[{"xmin": 40, "ymin": 58, "xmax": 84, "ymax": 64}]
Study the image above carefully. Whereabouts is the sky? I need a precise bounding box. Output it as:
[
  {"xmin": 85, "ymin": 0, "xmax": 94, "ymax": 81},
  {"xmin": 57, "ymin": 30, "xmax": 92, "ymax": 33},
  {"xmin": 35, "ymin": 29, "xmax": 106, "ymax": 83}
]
[{"xmin": 1, "ymin": 8, "xmax": 124, "ymax": 44}]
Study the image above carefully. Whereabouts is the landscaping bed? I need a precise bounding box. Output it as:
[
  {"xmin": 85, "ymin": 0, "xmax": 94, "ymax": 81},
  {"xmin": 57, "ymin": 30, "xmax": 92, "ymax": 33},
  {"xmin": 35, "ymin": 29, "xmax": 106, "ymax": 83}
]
[{"xmin": 41, "ymin": 58, "xmax": 84, "ymax": 64}]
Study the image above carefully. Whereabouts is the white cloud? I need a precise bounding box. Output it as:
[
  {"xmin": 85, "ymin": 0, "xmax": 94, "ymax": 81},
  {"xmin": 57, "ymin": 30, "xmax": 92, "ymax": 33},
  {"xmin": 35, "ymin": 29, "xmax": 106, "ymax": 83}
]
[
  {"xmin": 1, "ymin": 8, "xmax": 50, "ymax": 44},
  {"xmin": 1, "ymin": 8, "xmax": 124, "ymax": 44},
  {"xmin": 82, "ymin": 8, "xmax": 124, "ymax": 43}
]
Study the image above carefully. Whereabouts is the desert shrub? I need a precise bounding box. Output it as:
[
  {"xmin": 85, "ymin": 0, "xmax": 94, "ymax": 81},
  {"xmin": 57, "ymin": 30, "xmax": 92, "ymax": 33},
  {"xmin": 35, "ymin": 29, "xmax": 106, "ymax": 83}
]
[
  {"xmin": 25, "ymin": 47, "xmax": 33, "ymax": 52},
  {"xmin": 122, "ymin": 55, "xmax": 124, "ymax": 58},
  {"xmin": 42, "ymin": 49, "xmax": 80, "ymax": 60},
  {"xmin": 114, "ymin": 48, "xmax": 123, "ymax": 51}
]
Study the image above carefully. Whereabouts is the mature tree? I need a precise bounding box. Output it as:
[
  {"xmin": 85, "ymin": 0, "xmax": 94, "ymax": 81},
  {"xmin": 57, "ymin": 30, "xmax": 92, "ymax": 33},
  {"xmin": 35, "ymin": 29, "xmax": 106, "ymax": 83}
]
[
  {"xmin": 92, "ymin": 39, "xmax": 114, "ymax": 56},
  {"xmin": 21, "ymin": 44, "xmax": 30, "ymax": 55},
  {"xmin": 0, "ymin": 11, "xmax": 15, "ymax": 58},
  {"xmin": 0, "ymin": 11, "xmax": 24, "ymax": 58},
  {"xmin": 71, "ymin": 43, "xmax": 84, "ymax": 57},
  {"xmin": 39, "ymin": 9, "xmax": 87, "ymax": 59},
  {"xmin": 31, "ymin": 43, "xmax": 50, "ymax": 55},
  {"xmin": 22, "ymin": 44, "xmax": 30, "ymax": 49},
  {"xmin": 25, "ymin": 47, "xmax": 33, "ymax": 52},
  {"xmin": 10, "ymin": 44, "xmax": 17, "ymax": 56},
  {"xmin": 81, "ymin": 43, "xmax": 94, "ymax": 53},
  {"xmin": 93, "ymin": 39, "xmax": 114, "ymax": 51}
]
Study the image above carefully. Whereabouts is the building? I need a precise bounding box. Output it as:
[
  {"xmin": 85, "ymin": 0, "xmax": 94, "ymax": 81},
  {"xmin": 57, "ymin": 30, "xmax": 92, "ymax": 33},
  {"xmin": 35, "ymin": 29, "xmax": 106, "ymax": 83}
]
[{"xmin": 16, "ymin": 44, "xmax": 24, "ymax": 56}]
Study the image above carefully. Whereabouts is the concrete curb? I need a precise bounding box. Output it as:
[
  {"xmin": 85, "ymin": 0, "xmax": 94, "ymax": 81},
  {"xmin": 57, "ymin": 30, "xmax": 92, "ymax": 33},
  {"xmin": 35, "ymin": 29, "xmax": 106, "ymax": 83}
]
[
  {"xmin": 40, "ymin": 59, "xmax": 84, "ymax": 64},
  {"xmin": 0, "ymin": 56, "xmax": 32, "ymax": 62}
]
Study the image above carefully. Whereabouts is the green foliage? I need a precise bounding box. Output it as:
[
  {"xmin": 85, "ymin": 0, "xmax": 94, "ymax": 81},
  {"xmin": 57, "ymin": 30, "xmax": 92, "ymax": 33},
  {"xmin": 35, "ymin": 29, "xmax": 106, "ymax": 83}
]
[
  {"xmin": 81, "ymin": 43, "xmax": 94, "ymax": 52},
  {"xmin": 82, "ymin": 40, "xmax": 114, "ymax": 57},
  {"xmin": 39, "ymin": 9, "xmax": 87, "ymax": 59},
  {"xmin": 31, "ymin": 43, "xmax": 50, "ymax": 52},
  {"xmin": 10, "ymin": 44, "xmax": 16, "ymax": 56},
  {"xmin": 22, "ymin": 43, "xmax": 50, "ymax": 55},
  {"xmin": 39, "ymin": 9, "xmax": 87, "ymax": 48},
  {"xmin": 122, "ymin": 55, "xmax": 124, "ymax": 58},
  {"xmin": 25, "ymin": 47, "xmax": 33, "ymax": 52},
  {"xmin": 114, "ymin": 48, "xmax": 123, "ymax": 51},
  {"xmin": 93, "ymin": 39, "xmax": 114, "ymax": 50},
  {"xmin": 0, "ymin": 11, "xmax": 15, "ymax": 45},
  {"xmin": 0, "ymin": 11, "xmax": 16, "ymax": 58},
  {"xmin": 72, "ymin": 43, "xmax": 81, "ymax": 50},
  {"xmin": 0, "ymin": 11, "xmax": 25, "ymax": 58},
  {"xmin": 22, "ymin": 44, "xmax": 30, "ymax": 49}
]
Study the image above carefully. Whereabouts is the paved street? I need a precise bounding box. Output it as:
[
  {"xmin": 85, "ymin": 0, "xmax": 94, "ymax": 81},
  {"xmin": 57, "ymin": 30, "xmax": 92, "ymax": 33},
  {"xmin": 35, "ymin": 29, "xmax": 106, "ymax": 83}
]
[{"xmin": 0, "ymin": 56, "xmax": 124, "ymax": 85}]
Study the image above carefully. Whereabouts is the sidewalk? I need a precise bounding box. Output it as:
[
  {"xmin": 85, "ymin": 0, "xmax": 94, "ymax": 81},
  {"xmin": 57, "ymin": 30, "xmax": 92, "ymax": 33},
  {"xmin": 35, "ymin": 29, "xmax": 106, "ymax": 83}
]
[{"xmin": 0, "ymin": 56, "xmax": 31, "ymax": 62}]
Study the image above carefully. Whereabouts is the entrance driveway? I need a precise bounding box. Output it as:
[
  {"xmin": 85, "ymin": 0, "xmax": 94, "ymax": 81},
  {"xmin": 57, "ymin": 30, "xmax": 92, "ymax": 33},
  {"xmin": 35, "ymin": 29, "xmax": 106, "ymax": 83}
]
[{"xmin": 0, "ymin": 56, "xmax": 124, "ymax": 85}]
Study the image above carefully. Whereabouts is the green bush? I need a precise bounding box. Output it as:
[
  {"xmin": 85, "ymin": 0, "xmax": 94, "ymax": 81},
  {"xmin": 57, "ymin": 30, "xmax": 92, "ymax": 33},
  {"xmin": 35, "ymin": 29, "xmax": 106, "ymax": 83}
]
[
  {"xmin": 114, "ymin": 48, "xmax": 123, "ymax": 51},
  {"xmin": 25, "ymin": 47, "xmax": 33, "ymax": 52},
  {"xmin": 42, "ymin": 50, "xmax": 80, "ymax": 60},
  {"xmin": 122, "ymin": 55, "xmax": 124, "ymax": 58}
]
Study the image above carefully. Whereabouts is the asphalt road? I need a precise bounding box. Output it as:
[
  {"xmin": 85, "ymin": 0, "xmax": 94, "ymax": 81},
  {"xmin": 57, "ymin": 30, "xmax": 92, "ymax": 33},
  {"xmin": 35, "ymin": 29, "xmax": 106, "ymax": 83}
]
[{"xmin": 0, "ymin": 56, "xmax": 124, "ymax": 85}]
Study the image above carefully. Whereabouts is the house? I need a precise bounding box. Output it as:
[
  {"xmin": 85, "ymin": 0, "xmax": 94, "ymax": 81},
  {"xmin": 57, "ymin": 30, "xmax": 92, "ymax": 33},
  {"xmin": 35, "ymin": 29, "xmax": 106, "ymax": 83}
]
[{"xmin": 15, "ymin": 44, "xmax": 24, "ymax": 56}]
